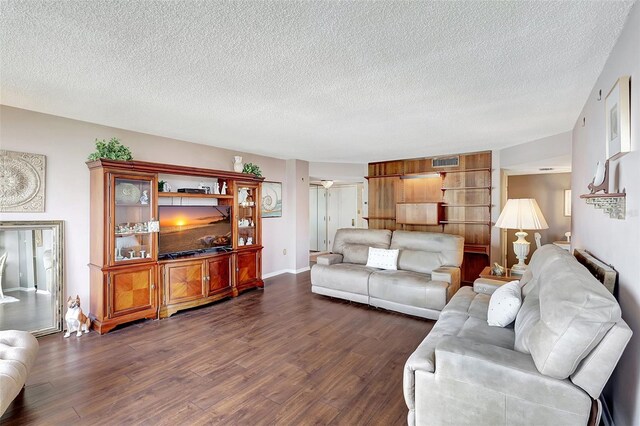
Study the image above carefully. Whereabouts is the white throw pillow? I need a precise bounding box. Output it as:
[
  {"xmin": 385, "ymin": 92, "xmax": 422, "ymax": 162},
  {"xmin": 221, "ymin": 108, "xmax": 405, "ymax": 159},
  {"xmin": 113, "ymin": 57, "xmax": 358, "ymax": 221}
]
[
  {"xmin": 487, "ymin": 280, "xmax": 522, "ymax": 327},
  {"xmin": 366, "ymin": 247, "xmax": 399, "ymax": 270}
]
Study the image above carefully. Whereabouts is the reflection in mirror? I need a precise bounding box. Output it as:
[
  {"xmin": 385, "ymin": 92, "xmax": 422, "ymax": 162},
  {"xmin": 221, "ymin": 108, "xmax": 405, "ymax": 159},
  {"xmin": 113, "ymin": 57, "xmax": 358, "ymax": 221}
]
[{"xmin": 0, "ymin": 221, "xmax": 64, "ymax": 336}]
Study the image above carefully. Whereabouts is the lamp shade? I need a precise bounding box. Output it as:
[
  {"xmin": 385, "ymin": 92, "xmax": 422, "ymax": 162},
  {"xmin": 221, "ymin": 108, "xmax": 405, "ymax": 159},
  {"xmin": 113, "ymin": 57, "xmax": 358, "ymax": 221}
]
[{"xmin": 495, "ymin": 199, "xmax": 549, "ymax": 231}]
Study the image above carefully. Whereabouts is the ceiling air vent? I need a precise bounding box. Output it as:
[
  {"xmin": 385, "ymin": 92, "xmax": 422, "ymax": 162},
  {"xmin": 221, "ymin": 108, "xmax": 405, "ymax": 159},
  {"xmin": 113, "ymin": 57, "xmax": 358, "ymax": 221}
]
[{"xmin": 432, "ymin": 156, "xmax": 459, "ymax": 168}]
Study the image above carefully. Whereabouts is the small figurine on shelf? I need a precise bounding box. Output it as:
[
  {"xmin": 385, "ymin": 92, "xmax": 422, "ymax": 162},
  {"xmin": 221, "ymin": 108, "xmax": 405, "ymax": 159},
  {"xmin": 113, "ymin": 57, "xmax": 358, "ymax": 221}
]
[
  {"xmin": 140, "ymin": 190, "xmax": 149, "ymax": 205},
  {"xmin": 239, "ymin": 237, "xmax": 245, "ymax": 246},
  {"xmin": 247, "ymin": 237, "xmax": 253, "ymax": 245},
  {"xmin": 221, "ymin": 181, "xmax": 227, "ymax": 195},
  {"xmin": 213, "ymin": 181, "xmax": 220, "ymax": 195},
  {"xmin": 249, "ymin": 218, "xmax": 254, "ymax": 227},
  {"xmin": 139, "ymin": 250, "xmax": 146, "ymax": 258},
  {"xmin": 491, "ymin": 262, "xmax": 506, "ymax": 277}
]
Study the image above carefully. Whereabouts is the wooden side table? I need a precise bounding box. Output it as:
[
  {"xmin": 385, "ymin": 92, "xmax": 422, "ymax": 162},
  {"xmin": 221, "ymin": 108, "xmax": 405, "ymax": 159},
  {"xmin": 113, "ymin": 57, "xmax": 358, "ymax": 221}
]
[{"xmin": 479, "ymin": 266, "xmax": 520, "ymax": 283}]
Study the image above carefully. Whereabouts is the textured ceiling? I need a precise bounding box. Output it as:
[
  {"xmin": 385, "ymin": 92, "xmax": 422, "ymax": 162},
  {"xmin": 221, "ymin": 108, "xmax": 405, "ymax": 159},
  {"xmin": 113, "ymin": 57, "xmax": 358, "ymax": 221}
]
[{"xmin": 0, "ymin": 1, "xmax": 635, "ymax": 162}]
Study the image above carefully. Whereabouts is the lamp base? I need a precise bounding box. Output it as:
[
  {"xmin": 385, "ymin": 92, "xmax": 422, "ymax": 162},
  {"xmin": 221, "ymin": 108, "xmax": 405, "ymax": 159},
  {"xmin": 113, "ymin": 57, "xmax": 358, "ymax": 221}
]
[{"xmin": 511, "ymin": 230, "xmax": 530, "ymax": 273}]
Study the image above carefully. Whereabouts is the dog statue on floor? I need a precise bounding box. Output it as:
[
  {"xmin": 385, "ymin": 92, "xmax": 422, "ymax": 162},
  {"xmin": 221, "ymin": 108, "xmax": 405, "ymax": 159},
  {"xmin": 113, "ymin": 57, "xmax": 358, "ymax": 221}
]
[{"xmin": 64, "ymin": 295, "xmax": 91, "ymax": 337}]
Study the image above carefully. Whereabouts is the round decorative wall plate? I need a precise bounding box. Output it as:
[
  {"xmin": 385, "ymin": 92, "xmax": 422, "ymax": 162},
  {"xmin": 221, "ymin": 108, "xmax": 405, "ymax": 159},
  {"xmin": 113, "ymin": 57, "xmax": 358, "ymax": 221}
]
[
  {"xmin": 0, "ymin": 150, "xmax": 45, "ymax": 212},
  {"xmin": 115, "ymin": 183, "xmax": 141, "ymax": 204}
]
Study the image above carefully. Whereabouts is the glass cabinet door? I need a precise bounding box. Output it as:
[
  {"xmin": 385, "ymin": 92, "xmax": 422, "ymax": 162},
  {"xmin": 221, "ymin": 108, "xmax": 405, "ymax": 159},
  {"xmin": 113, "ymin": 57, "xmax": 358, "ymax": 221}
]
[
  {"xmin": 237, "ymin": 184, "xmax": 259, "ymax": 247},
  {"xmin": 111, "ymin": 175, "xmax": 156, "ymax": 264}
]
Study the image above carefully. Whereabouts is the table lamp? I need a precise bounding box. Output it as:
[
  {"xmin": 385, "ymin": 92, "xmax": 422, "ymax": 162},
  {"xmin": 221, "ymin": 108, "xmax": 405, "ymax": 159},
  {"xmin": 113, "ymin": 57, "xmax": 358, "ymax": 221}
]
[{"xmin": 495, "ymin": 198, "xmax": 548, "ymax": 273}]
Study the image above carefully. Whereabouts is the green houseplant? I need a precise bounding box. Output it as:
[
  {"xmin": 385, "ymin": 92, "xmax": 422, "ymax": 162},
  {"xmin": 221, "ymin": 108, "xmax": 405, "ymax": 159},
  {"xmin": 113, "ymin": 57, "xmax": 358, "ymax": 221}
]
[
  {"xmin": 87, "ymin": 138, "xmax": 133, "ymax": 161},
  {"xmin": 242, "ymin": 162, "xmax": 262, "ymax": 177}
]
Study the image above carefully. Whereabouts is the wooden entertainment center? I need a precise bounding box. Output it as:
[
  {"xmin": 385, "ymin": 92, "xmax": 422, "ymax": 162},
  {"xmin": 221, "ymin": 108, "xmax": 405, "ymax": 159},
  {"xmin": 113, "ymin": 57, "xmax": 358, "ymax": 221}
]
[{"xmin": 87, "ymin": 159, "xmax": 264, "ymax": 334}]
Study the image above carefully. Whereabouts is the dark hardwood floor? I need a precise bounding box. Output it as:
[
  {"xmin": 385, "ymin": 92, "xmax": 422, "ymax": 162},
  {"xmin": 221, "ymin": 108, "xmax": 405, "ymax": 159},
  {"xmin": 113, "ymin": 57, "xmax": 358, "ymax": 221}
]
[{"xmin": 2, "ymin": 272, "xmax": 433, "ymax": 425}]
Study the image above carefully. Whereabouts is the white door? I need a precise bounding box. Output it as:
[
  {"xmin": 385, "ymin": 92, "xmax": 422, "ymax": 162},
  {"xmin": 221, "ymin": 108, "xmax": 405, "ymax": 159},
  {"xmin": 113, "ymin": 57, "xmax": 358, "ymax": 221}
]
[
  {"xmin": 327, "ymin": 186, "xmax": 358, "ymax": 249},
  {"xmin": 309, "ymin": 187, "xmax": 328, "ymax": 252},
  {"xmin": 317, "ymin": 189, "xmax": 327, "ymax": 251},
  {"xmin": 309, "ymin": 187, "xmax": 319, "ymax": 251}
]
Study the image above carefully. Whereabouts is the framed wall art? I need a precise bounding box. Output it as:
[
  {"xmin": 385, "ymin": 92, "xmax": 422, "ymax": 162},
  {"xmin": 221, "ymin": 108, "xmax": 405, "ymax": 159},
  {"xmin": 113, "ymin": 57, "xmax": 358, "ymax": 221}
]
[
  {"xmin": 605, "ymin": 76, "xmax": 631, "ymax": 160},
  {"xmin": 0, "ymin": 150, "xmax": 46, "ymax": 212},
  {"xmin": 261, "ymin": 181, "xmax": 282, "ymax": 218}
]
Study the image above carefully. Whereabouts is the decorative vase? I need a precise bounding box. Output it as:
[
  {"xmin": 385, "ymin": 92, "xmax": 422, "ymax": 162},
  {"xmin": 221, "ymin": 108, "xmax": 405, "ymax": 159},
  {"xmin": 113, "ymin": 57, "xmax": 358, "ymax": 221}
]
[{"xmin": 233, "ymin": 156, "xmax": 243, "ymax": 173}]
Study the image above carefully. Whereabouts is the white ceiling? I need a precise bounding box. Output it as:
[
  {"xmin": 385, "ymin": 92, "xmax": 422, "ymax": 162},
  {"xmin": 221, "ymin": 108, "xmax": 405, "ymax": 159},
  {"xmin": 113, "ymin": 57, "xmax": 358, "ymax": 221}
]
[{"xmin": 0, "ymin": 1, "xmax": 635, "ymax": 163}]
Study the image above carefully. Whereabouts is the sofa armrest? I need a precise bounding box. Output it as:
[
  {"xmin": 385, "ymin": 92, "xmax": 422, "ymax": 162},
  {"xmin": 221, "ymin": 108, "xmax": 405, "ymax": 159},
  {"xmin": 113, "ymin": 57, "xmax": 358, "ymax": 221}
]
[
  {"xmin": 432, "ymin": 267, "xmax": 460, "ymax": 301},
  {"xmin": 473, "ymin": 278, "xmax": 505, "ymax": 295},
  {"xmin": 316, "ymin": 253, "xmax": 343, "ymax": 265},
  {"xmin": 434, "ymin": 337, "xmax": 591, "ymax": 412}
]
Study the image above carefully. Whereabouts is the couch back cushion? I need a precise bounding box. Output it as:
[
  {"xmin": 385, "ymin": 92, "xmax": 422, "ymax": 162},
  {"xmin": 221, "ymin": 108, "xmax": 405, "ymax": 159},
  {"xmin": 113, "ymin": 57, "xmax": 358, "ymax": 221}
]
[
  {"xmin": 332, "ymin": 228, "xmax": 392, "ymax": 265},
  {"xmin": 524, "ymin": 246, "xmax": 622, "ymax": 379},
  {"xmin": 390, "ymin": 231, "xmax": 464, "ymax": 274}
]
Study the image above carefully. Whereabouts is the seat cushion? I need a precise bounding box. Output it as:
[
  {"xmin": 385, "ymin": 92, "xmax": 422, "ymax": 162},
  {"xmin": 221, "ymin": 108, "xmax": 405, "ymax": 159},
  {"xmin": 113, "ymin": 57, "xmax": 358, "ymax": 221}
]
[
  {"xmin": 441, "ymin": 286, "xmax": 490, "ymax": 320},
  {"xmin": 457, "ymin": 316, "xmax": 515, "ymax": 349},
  {"xmin": 310, "ymin": 263, "xmax": 379, "ymax": 295},
  {"xmin": 369, "ymin": 270, "xmax": 448, "ymax": 311}
]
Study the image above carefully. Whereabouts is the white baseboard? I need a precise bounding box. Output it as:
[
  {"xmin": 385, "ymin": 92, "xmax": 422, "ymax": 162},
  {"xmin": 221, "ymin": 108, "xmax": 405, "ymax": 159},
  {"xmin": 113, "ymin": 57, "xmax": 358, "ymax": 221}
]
[{"xmin": 263, "ymin": 266, "xmax": 310, "ymax": 279}]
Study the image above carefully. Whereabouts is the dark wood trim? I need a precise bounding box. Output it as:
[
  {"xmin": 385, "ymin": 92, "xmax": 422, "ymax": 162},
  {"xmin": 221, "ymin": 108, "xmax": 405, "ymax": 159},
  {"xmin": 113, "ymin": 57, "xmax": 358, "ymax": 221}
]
[{"xmin": 87, "ymin": 159, "xmax": 264, "ymax": 182}]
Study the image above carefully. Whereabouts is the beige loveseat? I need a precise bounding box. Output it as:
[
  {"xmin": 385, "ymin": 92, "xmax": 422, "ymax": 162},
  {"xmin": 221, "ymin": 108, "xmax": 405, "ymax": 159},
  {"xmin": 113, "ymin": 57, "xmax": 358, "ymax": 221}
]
[
  {"xmin": 311, "ymin": 229, "xmax": 464, "ymax": 319},
  {"xmin": 404, "ymin": 244, "xmax": 632, "ymax": 426},
  {"xmin": 0, "ymin": 330, "xmax": 39, "ymax": 415}
]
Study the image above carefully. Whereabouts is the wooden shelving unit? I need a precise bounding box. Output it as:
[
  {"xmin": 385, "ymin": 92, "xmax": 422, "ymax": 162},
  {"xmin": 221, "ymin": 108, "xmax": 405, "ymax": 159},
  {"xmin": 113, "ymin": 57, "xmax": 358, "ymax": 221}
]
[{"xmin": 367, "ymin": 151, "xmax": 492, "ymax": 285}]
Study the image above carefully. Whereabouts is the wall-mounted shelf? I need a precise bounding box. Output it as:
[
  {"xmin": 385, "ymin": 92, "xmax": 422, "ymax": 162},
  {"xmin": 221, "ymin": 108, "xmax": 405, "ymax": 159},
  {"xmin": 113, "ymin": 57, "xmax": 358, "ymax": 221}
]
[
  {"xmin": 440, "ymin": 168, "xmax": 491, "ymax": 174},
  {"xmin": 443, "ymin": 204, "xmax": 491, "ymax": 207},
  {"xmin": 158, "ymin": 192, "xmax": 234, "ymax": 199},
  {"xmin": 441, "ymin": 186, "xmax": 491, "ymax": 190},
  {"xmin": 579, "ymin": 193, "xmax": 626, "ymax": 219},
  {"xmin": 439, "ymin": 220, "xmax": 491, "ymax": 225}
]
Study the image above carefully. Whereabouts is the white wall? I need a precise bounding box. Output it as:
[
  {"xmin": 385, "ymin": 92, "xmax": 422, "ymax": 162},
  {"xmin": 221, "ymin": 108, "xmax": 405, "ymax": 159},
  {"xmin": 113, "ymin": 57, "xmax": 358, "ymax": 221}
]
[
  {"xmin": 0, "ymin": 105, "xmax": 309, "ymax": 303},
  {"xmin": 571, "ymin": 4, "xmax": 640, "ymax": 424},
  {"xmin": 308, "ymin": 161, "xmax": 367, "ymax": 182},
  {"xmin": 500, "ymin": 131, "xmax": 572, "ymax": 173}
]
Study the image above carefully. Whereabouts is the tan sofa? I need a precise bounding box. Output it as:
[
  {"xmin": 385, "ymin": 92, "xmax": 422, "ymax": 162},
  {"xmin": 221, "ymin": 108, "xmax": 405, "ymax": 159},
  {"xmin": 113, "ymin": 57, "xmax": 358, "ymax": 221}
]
[
  {"xmin": 403, "ymin": 245, "xmax": 632, "ymax": 426},
  {"xmin": 0, "ymin": 330, "xmax": 39, "ymax": 415},
  {"xmin": 311, "ymin": 229, "xmax": 464, "ymax": 320}
]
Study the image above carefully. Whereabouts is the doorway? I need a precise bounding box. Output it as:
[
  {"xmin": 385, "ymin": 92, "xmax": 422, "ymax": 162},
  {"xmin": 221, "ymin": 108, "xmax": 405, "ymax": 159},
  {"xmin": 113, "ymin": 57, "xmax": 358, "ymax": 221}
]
[
  {"xmin": 502, "ymin": 173, "xmax": 572, "ymax": 267},
  {"xmin": 309, "ymin": 183, "xmax": 364, "ymax": 257}
]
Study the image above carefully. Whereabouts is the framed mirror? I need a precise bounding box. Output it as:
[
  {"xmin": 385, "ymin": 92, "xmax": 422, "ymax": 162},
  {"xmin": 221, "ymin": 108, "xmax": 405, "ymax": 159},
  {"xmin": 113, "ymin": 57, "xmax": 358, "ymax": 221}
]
[{"xmin": 0, "ymin": 220, "xmax": 64, "ymax": 336}]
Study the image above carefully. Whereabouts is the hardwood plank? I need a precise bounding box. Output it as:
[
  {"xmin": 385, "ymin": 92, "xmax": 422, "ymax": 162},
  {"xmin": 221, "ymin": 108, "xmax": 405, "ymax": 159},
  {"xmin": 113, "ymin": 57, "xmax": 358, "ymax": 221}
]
[{"xmin": 1, "ymin": 271, "xmax": 432, "ymax": 425}]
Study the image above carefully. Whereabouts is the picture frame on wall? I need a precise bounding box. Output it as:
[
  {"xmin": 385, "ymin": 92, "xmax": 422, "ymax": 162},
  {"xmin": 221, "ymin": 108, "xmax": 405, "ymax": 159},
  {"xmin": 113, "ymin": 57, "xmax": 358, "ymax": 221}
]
[
  {"xmin": 261, "ymin": 181, "xmax": 282, "ymax": 218},
  {"xmin": 605, "ymin": 76, "xmax": 631, "ymax": 160}
]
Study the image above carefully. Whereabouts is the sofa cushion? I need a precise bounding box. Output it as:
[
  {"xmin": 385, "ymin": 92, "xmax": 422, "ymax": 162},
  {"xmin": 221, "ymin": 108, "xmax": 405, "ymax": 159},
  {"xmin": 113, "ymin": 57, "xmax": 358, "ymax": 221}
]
[
  {"xmin": 310, "ymin": 263, "xmax": 379, "ymax": 296},
  {"xmin": 527, "ymin": 249, "xmax": 622, "ymax": 379},
  {"xmin": 390, "ymin": 231, "xmax": 464, "ymax": 274},
  {"xmin": 366, "ymin": 247, "xmax": 399, "ymax": 270},
  {"xmin": 332, "ymin": 228, "xmax": 392, "ymax": 256},
  {"xmin": 369, "ymin": 270, "xmax": 448, "ymax": 311},
  {"xmin": 441, "ymin": 286, "xmax": 490, "ymax": 320},
  {"xmin": 342, "ymin": 244, "xmax": 371, "ymax": 264},
  {"xmin": 514, "ymin": 292, "xmax": 541, "ymax": 353},
  {"xmin": 457, "ymin": 316, "xmax": 515, "ymax": 349},
  {"xmin": 487, "ymin": 280, "xmax": 522, "ymax": 327}
]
